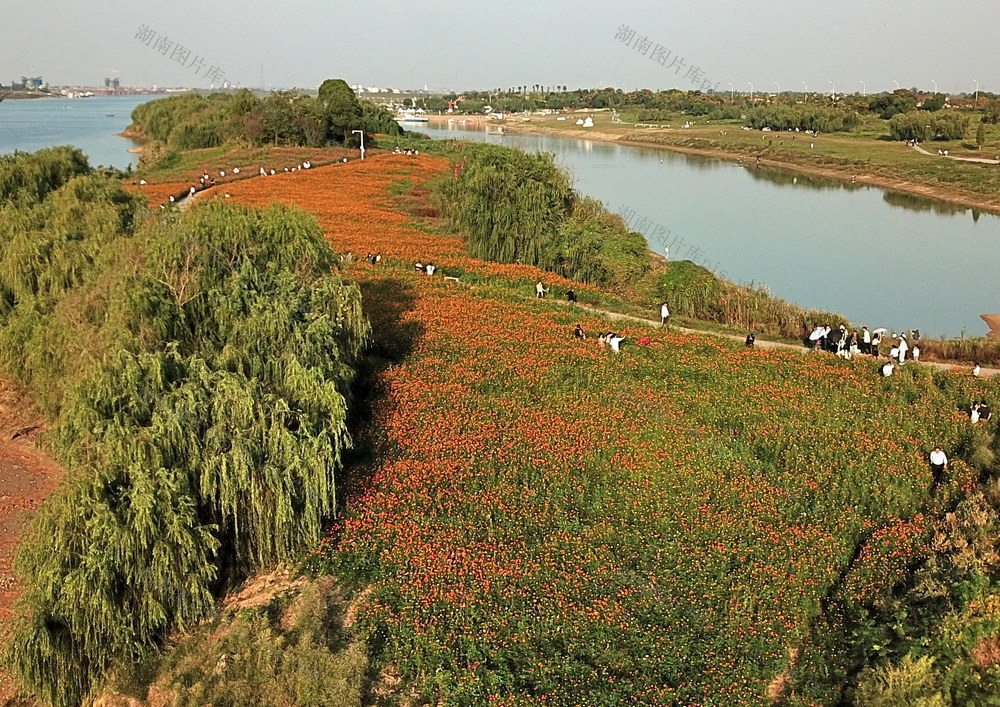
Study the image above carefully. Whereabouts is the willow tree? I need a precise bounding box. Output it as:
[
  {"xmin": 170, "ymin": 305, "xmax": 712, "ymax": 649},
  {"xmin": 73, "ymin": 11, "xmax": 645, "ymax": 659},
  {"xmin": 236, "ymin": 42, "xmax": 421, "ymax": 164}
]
[{"xmin": 5, "ymin": 195, "xmax": 370, "ymax": 705}]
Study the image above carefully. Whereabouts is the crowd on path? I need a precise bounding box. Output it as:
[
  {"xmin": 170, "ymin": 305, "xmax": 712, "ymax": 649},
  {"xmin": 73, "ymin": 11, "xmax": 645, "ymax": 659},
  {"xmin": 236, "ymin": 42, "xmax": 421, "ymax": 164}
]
[{"xmin": 807, "ymin": 324, "xmax": 922, "ymax": 364}]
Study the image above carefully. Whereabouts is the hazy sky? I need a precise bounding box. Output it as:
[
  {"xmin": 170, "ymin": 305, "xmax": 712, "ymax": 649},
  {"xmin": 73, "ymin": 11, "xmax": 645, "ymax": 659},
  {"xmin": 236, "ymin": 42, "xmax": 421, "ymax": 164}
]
[{"xmin": 4, "ymin": 0, "xmax": 998, "ymax": 94}]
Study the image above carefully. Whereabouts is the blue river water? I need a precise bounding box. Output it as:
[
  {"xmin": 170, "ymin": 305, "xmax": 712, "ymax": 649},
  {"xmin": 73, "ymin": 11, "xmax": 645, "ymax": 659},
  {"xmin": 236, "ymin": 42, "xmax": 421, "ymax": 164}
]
[
  {"xmin": 411, "ymin": 121, "xmax": 1000, "ymax": 338},
  {"xmin": 0, "ymin": 94, "xmax": 159, "ymax": 169}
]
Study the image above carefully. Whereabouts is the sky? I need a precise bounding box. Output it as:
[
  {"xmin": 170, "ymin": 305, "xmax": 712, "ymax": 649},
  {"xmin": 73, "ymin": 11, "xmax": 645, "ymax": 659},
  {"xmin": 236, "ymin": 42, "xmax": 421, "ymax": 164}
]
[{"xmin": 3, "ymin": 0, "xmax": 998, "ymax": 95}]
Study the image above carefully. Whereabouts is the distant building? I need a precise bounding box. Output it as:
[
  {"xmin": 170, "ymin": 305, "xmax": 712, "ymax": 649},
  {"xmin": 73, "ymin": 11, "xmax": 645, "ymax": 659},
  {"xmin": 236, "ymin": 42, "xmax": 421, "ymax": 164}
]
[{"xmin": 111, "ymin": 77, "xmax": 120, "ymax": 89}]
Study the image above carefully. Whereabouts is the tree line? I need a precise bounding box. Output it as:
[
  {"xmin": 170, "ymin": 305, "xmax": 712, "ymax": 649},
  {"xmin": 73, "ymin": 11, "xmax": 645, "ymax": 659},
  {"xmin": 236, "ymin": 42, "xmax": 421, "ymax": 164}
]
[
  {"xmin": 128, "ymin": 79, "xmax": 403, "ymax": 152},
  {"xmin": 0, "ymin": 147, "xmax": 369, "ymax": 706}
]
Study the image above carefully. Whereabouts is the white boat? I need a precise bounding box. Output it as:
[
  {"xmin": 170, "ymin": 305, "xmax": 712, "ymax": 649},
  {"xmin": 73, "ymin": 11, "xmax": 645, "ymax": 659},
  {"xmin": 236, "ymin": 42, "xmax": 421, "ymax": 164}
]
[{"xmin": 395, "ymin": 112, "xmax": 429, "ymax": 123}]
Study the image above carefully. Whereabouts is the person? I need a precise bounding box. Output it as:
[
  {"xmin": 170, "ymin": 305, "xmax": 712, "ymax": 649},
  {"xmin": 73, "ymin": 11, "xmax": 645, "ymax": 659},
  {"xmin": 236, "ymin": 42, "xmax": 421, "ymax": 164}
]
[
  {"xmin": 971, "ymin": 401, "xmax": 981, "ymax": 424},
  {"xmin": 911, "ymin": 344, "xmax": 920, "ymax": 362},
  {"xmin": 597, "ymin": 332, "xmax": 608, "ymax": 348},
  {"xmin": 807, "ymin": 325, "xmax": 825, "ymax": 351},
  {"xmin": 366, "ymin": 252, "xmax": 374, "ymax": 264},
  {"xmin": 426, "ymin": 263, "xmax": 435, "ymax": 275},
  {"xmin": 848, "ymin": 332, "xmax": 860, "ymax": 358},
  {"xmin": 929, "ymin": 446, "xmax": 948, "ymax": 486},
  {"xmin": 574, "ymin": 324, "xmax": 586, "ymax": 340},
  {"xmin": 871, "ymin": 332, "xmax": 882, "ymax": 359},
  {"xmin": 889, "ymin": 344, "xmax": 899, "ymax": 361},
  {"xmin": 566, "ymin": 289, "xmax": 577, "ymax": 304},
  {"xmin": 897, "ymin": 334, "xmax": 909, "ymax": 363},
  {"xmin": 980, "ymin": 400, "xmax": 992, "ymax": 421},
  {"xmin": 745, "ymin": 332, "xmax": 755, "ymax": 349},
  {"xmin": 973, "ymin": 362, "xmax": 982, "ymax": 377},
  {"xmin": 608, "ymin": 333, "xmax": 625, "ymax": 353},
  {"xmin": 415, "ymin": 261, "xmax": 423, "ymax": 272},
  {"xmin": 535, "ymin": 281, "xmax": 547, "ymax": 299},
  {"xmin": 881, "ymin": 360, "xmax": 895, "ymax": 377},
  {"xmin": 636, "ymin": 336, "xmax": 652, "ymax": 346},
  {"xmin": 660, "ymin": 302, "xmax": 670, "ymax": 326}
]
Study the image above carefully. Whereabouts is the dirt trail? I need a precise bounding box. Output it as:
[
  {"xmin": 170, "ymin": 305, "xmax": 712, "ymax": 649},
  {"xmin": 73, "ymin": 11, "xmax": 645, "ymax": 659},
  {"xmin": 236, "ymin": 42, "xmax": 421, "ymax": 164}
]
[{"xmin": 0, "ymin": 380, "xmax": 63, "ymax": 701}]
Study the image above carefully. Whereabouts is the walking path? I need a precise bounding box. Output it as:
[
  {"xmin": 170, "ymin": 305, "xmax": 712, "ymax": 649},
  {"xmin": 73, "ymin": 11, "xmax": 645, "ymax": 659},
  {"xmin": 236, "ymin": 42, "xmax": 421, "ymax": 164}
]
[
  {"xmin": 911, "ymin": 143, "xmax": 1000, "ymax": 165},
  {"xmin": 551, "ymin": 298, "xmax": 1000, "ymax": 378}
]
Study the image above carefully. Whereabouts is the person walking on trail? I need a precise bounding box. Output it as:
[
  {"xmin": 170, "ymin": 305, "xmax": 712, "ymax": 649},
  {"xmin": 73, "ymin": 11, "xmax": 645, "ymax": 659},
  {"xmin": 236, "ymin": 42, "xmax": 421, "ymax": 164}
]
[
  {"xmin": 574, "ymin": 324, "xmax": 586, "ymax": 340},
  {"xmin": 973, "ymin": 362, "xmax": 982, "ymax": 377},
  {"xmin": 929, "ymin": 446, "xmax": 948, "ymax": 486},
  {"xmin": 745, "ymin": 332, "xmax": 755, "ymax": 349},
  {"xmin": 660, "ymin": 302, "xmax": 670, "ymax": 326},
  {"xmin": 567, "ymin": 289, "xmax": 577, "ymax": 304},
  {"xmin": 535, "ymin": 281, "xmax": 548, "ymax": 299}
]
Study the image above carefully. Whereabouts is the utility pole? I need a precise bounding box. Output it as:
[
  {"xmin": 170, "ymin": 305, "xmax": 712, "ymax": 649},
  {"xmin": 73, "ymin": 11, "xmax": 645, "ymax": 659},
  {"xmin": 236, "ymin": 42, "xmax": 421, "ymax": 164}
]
[{"xmin": 352, "ymin": 130, "xmax": 365, "ymax": 161}]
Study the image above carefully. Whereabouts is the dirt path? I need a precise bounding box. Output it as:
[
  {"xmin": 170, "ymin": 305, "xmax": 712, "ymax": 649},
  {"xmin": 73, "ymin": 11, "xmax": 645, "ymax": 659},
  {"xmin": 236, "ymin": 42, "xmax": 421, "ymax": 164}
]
[
  {"xmin": 912, "ymin": 143, "xmax": 1000, "ymax": 165},
  {"xmin": 0, "ymin": 380, "xmax": 63, "ymax": 701},
  {"xmin": 554, "ymin": 300, "xmax": 999, "ymax": 378}
]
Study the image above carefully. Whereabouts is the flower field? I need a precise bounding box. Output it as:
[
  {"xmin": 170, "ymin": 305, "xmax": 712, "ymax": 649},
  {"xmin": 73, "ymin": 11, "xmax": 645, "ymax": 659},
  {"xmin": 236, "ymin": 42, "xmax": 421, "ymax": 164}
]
[{"xmin": 218, "ymin": 154, "xmax": 998, "ymax": 705}]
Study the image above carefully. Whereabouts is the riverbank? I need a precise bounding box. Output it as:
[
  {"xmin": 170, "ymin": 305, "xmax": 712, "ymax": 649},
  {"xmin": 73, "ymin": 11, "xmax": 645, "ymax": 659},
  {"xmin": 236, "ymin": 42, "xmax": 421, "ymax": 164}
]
[{"xmin": 426, "ymin": 114, "xmax": 1000, "ymax": 216}]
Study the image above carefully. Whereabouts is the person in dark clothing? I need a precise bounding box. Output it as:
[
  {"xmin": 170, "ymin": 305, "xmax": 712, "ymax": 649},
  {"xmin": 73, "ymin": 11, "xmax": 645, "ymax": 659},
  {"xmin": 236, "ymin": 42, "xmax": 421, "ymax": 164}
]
[
  {"xmin": 745, "ymin": 332, "xmax": 755, "ymax": 349},
  {"xmin": 980, "ymin": 401, "xmax": 992, "ymax": 421},
  {"xmin": 573, "ymin": 324, "xmax": 586, "ymax": 340},
  {"xmin": 567, "ymin": 289, "xmax": 577, "ymax": 304}
]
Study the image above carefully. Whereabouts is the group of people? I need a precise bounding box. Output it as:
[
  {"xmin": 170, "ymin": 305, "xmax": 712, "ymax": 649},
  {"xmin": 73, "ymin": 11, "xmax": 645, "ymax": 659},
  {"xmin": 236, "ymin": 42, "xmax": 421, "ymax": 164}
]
[
  {"xmin": 414, "ymin": 261, "xmax": 437, "ymax": 275},
  {"xmin": 365, "ymin": 252, "xmax": 383, "ymax": 265},
  {"xmin": 392, "ymin": 147, "xmax": 421, "ymax": 156},
  {"xmin": 808, "ymin": 324, "xmax": 923, "ymax": 366}
]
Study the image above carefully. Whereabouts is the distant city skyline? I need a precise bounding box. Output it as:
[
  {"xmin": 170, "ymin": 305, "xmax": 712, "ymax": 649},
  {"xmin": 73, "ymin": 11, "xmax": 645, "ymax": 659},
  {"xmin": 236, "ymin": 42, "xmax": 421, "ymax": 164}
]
[{"xmin": 4, "ymin": 0, "xmax": 999, "ymax": 96}]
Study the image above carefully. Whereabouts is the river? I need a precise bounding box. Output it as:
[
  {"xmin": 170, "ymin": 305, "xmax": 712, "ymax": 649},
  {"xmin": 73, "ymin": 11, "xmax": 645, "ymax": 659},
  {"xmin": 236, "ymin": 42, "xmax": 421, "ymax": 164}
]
[
  {"xmin": 411, "ymin": 121, "xmax": 1000, "ymax": 339},
  {"xmin": 0, "ymin": 94, "xmax": 160, "ymax": 169}
]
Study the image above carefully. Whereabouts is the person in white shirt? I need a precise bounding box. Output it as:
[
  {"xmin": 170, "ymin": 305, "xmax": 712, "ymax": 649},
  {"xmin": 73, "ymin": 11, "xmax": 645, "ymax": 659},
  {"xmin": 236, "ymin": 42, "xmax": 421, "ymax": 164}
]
[
  {"xmin": 929, "ymin": 446, "xmax": 948, "ymax": 485},
  {"xmin": 535, "ymin": 281, "xmax": 547, "ymax": 299},
  {"xmin": 881, "ymin": 361, "xmax": 894, "ymax": 377},
  {"xmin": 861, "ymin": 326, "xmax": 871, "ymax": 355},
  {"xmin": 897, "ymin": 335, "xmax": 909, "ymax": 363},
  {"xmin": 660, "ymin": 302, "xmax": 670, "ymax": 326},
  {"xmin": 607, "ymin": 333, "xmax": 624, "ymax": 353},
  {"xmin": 911, "ymin": 345, "xmax": 920, "ymax": 362},
  {"xmin": 973, "ymin": 363, "xmax": 982, "ymax": 377}
]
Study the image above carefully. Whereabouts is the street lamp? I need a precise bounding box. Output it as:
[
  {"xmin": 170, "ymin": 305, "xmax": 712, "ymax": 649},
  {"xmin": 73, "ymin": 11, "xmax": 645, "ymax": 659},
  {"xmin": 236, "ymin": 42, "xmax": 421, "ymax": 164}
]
[
  {"xmin": 351, "ymin": 129, "xmax": 366, "ymax": 161},
  {"xmin": 774, "ymin": 81, "xmax": 780, "ymax": 97},
  {"xmin": 973, "ymin": 78, "xmax": 980, "ymax": 106},
  {"xmin": 931, "ymin": 79, "xmax": 937, "ymax": 94},
  {"xmin": 728, "ymin": 82, "xmax": 734, "ymax": 102},
  {"xmin": 859, "ymin": 80, "xmax": 866, "ymax": 97},
  {"xmin": 802, "ymin": 81, "xmax": 808, "ymax": 93},
  {"xmin": 829, "ymin": 80, "xmax": 836, "ymax": 100},
  {"xmin": 892, "ymin": 79, "xmax": 900, "ymax": 91},
  {"xmin": 749, "ymin": 82, "xmax": 754, "ymax": 101}
]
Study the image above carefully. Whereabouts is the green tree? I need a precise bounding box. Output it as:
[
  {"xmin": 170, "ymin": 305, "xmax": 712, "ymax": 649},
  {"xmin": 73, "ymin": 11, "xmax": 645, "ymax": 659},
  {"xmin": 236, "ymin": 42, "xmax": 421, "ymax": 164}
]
[
  {"xmin": 976, "ymin": 121, "xmax": 986, "ymax": 149},
  {"xmin": 317, "ymin": 78, "xmax": 363, "ymax": 144}
]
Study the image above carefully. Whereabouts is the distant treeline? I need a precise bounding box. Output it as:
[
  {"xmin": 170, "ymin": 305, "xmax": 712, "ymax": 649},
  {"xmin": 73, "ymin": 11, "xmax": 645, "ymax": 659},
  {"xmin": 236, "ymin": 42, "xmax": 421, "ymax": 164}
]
[
  {"xmin": 0, "ymin": 147, "xmax": 369, "ymax": 705},
  {"xmin": 128, "ymin": 79, "xmax": 402, "ymax": 153},
  {"xmin": 431, "ymin": 142, "xmax": 846, "ymax": 338}
]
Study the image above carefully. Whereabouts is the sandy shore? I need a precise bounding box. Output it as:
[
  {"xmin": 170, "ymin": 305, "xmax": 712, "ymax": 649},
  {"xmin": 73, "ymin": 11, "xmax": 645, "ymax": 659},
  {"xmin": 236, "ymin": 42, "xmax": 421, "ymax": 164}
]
[{"xmin": 426, "ymin": 114, "xmax": 1000, "ymax": 216}]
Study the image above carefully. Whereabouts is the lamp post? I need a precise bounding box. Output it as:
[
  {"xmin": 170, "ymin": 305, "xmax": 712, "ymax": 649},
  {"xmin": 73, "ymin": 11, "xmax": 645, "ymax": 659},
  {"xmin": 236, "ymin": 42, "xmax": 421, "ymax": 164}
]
[
  {"xmin": 749, "ymin": 82, "xmax": 754, "ymax": 101},
  {"xmin": 931, "ymin": 79, "xmax": 937, "ymax": 94},
  {"xmin": 774, "ymin": 81, "xmax": 780, "ymax": 98},
  {"xmin": 973, "ymin": 78, "xmax": 980, "ymax": 107},
  {"xmin": 829, "ymin": 80, "xmax": 836, "ymax": 100},
  {"xmin": 859, "ymin": 80, "xmax": 866, "ymax": 97},
  {"xmin": 802, "ymin": 81, "xmax": 808, "ymax": 93},
  {"xmin": 892, "ymin": 79, "xmax": 900, "ymax": 91},
  {"xmin": 728, "ymin": 82, "xmax": 734, "ymax": 102},
  {"xmin": 351, "ymin": 129, "xmax": 365, "ymax": 161}
]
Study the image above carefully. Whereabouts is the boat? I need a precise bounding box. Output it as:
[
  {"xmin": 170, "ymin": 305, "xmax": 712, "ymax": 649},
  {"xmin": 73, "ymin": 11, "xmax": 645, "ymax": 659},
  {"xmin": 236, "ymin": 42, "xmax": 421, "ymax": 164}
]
[{"xmin": 395, "ymin": 111, "xmax": 429, "ymax": 123}]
